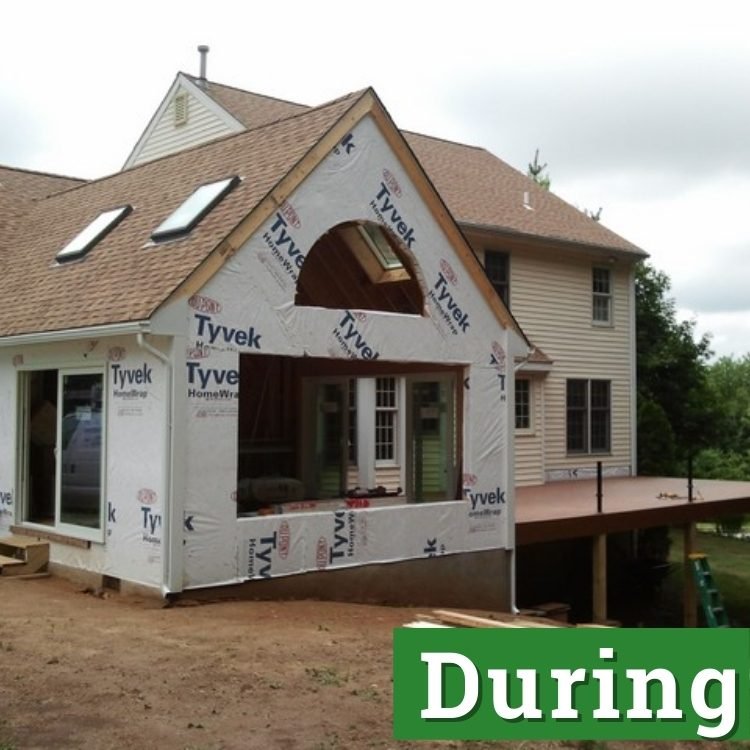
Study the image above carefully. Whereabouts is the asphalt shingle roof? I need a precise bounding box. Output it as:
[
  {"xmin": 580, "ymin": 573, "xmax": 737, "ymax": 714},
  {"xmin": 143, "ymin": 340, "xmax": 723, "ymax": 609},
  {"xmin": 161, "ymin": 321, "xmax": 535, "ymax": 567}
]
[
  {"xmin": 0, "ymin": 92, "xmax": 363, "ymax": 337},
  {"xmin": 0, "ymin": 166, "xmax": 85, "ymax": 261},
  {"xmin": 195, "ymin": 80, "xmax": 644, "ymax": 256}
]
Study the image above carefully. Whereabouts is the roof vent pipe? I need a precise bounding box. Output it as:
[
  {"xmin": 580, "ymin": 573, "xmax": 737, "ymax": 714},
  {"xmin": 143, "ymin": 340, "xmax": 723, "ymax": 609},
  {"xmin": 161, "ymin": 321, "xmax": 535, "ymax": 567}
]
[{"xmin": 197, "ymin": 45, "xmax": 209, "ymax": 85}]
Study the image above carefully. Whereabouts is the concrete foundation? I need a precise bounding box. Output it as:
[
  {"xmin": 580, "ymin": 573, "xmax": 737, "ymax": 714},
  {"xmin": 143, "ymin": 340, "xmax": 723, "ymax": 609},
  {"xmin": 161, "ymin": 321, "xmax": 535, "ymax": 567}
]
[{"xmin": 181, "ymin": 548, "xmax": 512, "ymax": 610}]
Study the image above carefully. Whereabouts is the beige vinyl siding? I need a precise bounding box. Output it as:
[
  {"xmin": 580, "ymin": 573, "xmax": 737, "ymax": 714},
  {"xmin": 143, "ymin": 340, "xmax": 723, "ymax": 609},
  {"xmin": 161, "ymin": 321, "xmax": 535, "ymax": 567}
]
[
  {"xmin": 472, "ymin": 237, "xmax": 634, "ymax": 483},
  {"xmin": 131, "ymin": 88, "xmax": 236, "ymax": 167},
  {"xmin": 515, "ymin": 376, "xmax": 545, "ymax": 486},
  {"xmin": 375, "ymin": 465, "xmax": 402, "ymax": 492}
]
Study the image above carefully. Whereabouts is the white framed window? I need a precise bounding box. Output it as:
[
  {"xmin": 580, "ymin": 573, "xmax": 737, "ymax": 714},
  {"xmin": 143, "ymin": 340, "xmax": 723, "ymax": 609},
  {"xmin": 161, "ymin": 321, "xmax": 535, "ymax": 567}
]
[
  {"xmin": 592, "ymin": 267, "xmax": 612, "ymax": 324},
  {"xmin": 375, "ymin": 377, "xmax": 398, "ymax": 464},
  {"xmin": 19, "ymin": 368, "xmax": 106, "ymax": 542},
  {"xmin": 566, "ymin": 379, "xmax": 611, "ymax": 454},
  {"xmin": 515, "ymin": 378, "xmax": 532, "ymax": 431}
]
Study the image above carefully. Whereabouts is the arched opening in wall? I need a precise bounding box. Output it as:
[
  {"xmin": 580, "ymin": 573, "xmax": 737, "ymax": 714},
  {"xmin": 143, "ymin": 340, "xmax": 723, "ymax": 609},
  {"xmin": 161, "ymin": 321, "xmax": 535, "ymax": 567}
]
[{"xmin": 295, "ymin": 221, "xmax": 424, "ymax": 314}]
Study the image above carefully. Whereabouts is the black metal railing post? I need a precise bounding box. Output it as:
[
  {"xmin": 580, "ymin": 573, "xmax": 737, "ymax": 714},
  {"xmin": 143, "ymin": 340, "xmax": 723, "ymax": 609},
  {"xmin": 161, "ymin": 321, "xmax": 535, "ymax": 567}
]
[{"xmin": 596, "ymin": 461, "xmax": 603, "ymax": 513}]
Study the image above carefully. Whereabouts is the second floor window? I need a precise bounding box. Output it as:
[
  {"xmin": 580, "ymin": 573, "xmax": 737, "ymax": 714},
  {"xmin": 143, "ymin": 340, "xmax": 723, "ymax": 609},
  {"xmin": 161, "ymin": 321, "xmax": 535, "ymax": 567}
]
[
  {"xmin": 485, "ymin": 250, "xmax": 509, "ymax": 307},
  {"xmin": 567, "ymin": 379, "xmax": 611, "ymax": 453},
  {"xmin": 592, "ymin": 267, "xmax": 612, "ymax": 324}
]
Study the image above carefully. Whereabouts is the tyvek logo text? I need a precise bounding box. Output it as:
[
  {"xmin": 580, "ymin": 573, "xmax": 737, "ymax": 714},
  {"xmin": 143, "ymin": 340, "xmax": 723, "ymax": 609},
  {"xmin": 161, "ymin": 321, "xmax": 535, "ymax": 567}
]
[
  {"xmin": 0, "ymin": 490, "xmax": 12, "ymax": 520},
  {"xmin": 464, "ymin": 485, "xmax": 506, "ymax": 520},
  {"xmin": 247, "ymin": 531, "xmax": 278, "ymax": 579},
  {"xmin": 262, "ymin": 212, "xmax": 307, "ymax": 282},
  {"xmin": 427, "ymin": 270, "xmax": 471, "ymax": 335},
  {"xmin": 194, "ymin": 313, "xmax": 261, "ymax": 350},
  {"xmin": 332, "ymin": 311, "xmax": 380, "ymax": 360},
  {"xmin": 369, "ymin": 182, "xmax": 417, "ymax": 248},
  {"xmin": 111, "ymin": 363, "xmax": 151, "ymax": 399}
]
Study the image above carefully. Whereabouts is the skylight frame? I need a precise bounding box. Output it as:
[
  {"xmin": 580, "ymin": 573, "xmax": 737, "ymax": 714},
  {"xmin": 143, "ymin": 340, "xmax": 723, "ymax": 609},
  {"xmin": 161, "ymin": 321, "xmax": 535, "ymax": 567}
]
[
  {"xmin": 336, "ymin": 222, "xmax": 410, "ymax": 284},
  {"xmin": 150, "ymin": 175, "xmax": 241, "ymax": 242},
  {"xmin": 357, "ymin": 224, "xmax": 404, "ymax": 271},
  {"xmin": 56, "ymin": 205, "xmax": 133, "ymax": 263}
]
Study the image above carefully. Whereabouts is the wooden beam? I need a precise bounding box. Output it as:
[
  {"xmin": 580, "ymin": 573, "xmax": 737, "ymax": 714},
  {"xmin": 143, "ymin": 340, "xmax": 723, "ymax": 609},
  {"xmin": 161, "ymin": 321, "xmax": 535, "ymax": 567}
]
[
  {"xmin": 430, "ymin": 609, "xmax": 562, "ymax": 629},
  {"xmin": 683, "ymin": 522, "xmax": 698, "ymax": 627},
  {"xmin": 592, "ymin": 533, "xmax": 608, "ymax": 624}
]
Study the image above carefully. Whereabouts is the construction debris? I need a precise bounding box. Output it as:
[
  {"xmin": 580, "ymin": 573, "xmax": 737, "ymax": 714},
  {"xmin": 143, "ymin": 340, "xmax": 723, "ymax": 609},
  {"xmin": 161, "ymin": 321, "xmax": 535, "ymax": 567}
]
[{"xmin": 404, "ymin": 608, "xmax": 614, "ymax": 629}]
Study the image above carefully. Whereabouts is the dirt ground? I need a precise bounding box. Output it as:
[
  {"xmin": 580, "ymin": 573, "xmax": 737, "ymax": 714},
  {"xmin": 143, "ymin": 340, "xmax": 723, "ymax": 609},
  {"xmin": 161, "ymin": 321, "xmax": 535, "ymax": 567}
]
[{"xmin": 0, "ymin": 576, "xmax": 730, "ymax": 750}]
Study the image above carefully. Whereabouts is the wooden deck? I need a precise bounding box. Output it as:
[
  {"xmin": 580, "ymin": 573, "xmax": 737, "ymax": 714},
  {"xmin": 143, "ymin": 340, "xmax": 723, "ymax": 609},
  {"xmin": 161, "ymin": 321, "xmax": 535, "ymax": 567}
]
[{"xmin": 515, "ymin": 476, "xmax": 750, "ymax": 545}]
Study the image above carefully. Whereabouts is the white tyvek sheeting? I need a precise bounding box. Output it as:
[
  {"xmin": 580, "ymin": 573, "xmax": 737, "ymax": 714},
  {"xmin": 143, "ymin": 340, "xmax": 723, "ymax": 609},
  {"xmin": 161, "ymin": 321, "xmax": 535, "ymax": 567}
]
[
  {"xmin": 0, "ymin": 337, "xmax": 165, "ymax": 587},
  {"xmin": 104, "ymin": 341, "xmax": 167, "ymax": 586},
  {"xmin": 0, "ymin": 351, "xmax": 16, "ymax": 533},
  {"xmin": 182, "ymin": 114, "xmax": 515, "ymax": 588}
]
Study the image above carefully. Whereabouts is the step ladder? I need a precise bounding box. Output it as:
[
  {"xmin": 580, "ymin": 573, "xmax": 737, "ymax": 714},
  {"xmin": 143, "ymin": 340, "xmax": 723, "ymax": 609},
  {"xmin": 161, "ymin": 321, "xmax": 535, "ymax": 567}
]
[
  {"xmin": 0, "ymin": 535, "xmax": 50, "ymax": 577},
  {"xmin": 689, "ymin": 553, "xmax": 729, "ymax": 628}
]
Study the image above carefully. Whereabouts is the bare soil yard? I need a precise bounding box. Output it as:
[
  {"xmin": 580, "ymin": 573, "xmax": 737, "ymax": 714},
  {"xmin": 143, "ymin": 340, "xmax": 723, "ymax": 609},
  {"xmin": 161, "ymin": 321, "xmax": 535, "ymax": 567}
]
[{"xmin": 0, "ymin": 576, "xmax": 732, "ymax": 750}]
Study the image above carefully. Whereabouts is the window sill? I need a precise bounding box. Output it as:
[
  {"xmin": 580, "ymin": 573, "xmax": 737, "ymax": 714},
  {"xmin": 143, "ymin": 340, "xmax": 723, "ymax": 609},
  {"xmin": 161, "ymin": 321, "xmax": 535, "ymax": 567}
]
[
  {"xmin": 11, "ymin": 524, "xmax": 93, "ymax": 549},
  {"xmin": 591, "ymin": 320, "xmax": 614, "ymax": 328}
]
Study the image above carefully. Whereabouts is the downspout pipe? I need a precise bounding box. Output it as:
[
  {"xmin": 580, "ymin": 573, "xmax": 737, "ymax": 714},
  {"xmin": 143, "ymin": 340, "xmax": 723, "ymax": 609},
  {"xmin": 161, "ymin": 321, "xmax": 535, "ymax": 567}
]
[
  {"xmin": 136, "ymin": 332, "xmax": 177, "ymax": 597},
  {"xmin": 507, "ymin": 347, "xmax": 534, "ymax": 615}
]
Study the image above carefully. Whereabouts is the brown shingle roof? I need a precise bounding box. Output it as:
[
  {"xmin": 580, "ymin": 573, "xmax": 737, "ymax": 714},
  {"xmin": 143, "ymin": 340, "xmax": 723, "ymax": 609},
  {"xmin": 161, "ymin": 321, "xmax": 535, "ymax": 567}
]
[
  {"xmin": 0, "ymin": 92, "xmax": 364, "ymax": 337},
  {"xmin": 188, "ymin": 75, "xmax": 310, "ymax": 131},
  {"xmin": 0, "ymin": 166, "xmax": 86, "ymax": 279},
  {"xmin": 185, "ymin": 79, "xmax": 645, "ymax": 256},
  {"xmin": 404, "ymin": 132, "xmax": 644, "ymax": 256}
]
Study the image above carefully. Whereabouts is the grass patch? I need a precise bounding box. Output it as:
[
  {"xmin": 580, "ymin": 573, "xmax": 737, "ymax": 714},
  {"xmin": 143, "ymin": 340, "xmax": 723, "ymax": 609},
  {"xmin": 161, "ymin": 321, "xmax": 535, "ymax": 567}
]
[
  {"xmin": 305, "ymin": 666, "xmax": 346, "ymax": 687},
  {"xmin": 670, "ymin": 529, "xmax": 750, "ymax": 626}
]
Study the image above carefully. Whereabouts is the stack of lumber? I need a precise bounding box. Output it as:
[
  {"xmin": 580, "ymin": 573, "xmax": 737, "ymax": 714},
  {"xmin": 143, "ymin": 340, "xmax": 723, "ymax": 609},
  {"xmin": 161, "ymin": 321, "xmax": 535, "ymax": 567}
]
[{"xmin": 405, "ymin": 609, "xmax": 613, "ymax": 629}]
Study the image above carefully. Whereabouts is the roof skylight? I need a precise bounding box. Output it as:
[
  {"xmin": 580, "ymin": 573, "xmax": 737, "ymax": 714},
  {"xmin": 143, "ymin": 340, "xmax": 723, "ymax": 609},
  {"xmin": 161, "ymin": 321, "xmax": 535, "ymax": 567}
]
[
  {"xmin": 151, "ymin": 175, "xmax": 240, "ymax": 242},
  {"xmin": 56, "ymin": 205, "xmax": 132, "ymax": 263},
  {"xmin": 357, "ymin": 224, "xmax": 404, "ymax": 270},
  {"xmin": 335, "ymin": 222, "xmax": 409, "ymax": 284}
]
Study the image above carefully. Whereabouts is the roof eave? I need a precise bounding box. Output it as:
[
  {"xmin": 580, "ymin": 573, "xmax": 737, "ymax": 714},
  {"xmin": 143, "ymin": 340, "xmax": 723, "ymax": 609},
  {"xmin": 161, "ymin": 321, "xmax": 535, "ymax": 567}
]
[
  {"xmin": 0, "ymin": 320, "xmax": 152, "ymax": 348},
  {"xmin": 459, "ymin": 220, "xmax": 648, "ymax": 261}
]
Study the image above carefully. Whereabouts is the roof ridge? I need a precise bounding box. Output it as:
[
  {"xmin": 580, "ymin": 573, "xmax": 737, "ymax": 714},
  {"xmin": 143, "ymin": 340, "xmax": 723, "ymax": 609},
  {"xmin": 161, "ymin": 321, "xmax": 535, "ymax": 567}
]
[
  {"xmin": 403, "ymin": 129, "xmax": 486, "ymax": 153},
  {"xmin": 181, "ymin": 72, "xmax": 311, "ymax": 110},
  {"xmin": 0, "ymin": 163, "xmax": 86, "ymax": 184}
]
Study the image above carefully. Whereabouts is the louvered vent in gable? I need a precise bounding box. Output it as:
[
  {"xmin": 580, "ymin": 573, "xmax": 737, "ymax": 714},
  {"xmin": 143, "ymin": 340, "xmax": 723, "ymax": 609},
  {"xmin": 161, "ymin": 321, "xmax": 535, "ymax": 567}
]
[{"xmin": 174, "ymin": 91, "xmax": 188, "ymax": 126}]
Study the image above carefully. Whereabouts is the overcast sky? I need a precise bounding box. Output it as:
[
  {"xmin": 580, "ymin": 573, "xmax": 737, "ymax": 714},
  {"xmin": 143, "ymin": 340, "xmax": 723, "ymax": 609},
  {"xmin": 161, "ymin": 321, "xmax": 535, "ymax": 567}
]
[{"xmin": 3, "ymin": 0, "xmax": 748, "ymax": 358}]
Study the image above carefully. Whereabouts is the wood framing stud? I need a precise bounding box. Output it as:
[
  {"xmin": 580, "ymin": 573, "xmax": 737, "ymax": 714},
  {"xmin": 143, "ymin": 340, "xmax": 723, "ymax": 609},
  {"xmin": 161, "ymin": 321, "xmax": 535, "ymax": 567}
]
[
  {"xmin": 592, "ymin": 533, "xmax": 608, "ymax": 623},
  {"xmin": 683, "ymin": 522, "xmax": 698, "ymax": 627}
]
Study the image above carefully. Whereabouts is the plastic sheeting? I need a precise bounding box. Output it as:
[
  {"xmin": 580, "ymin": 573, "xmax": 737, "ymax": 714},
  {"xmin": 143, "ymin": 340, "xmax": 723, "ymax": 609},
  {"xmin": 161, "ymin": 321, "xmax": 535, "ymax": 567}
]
[
  {"xmin": 0, "ymin": 337, "xmax": 166, "ymax": 586},
  {"xmin": 180, "ymin": 115, "xmax": 519, "ymax": 589}
]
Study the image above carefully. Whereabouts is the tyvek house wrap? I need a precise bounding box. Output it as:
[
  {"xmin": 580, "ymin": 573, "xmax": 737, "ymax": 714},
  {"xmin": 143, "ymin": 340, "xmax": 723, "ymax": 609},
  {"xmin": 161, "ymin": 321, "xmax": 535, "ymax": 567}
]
[
  {"xmin": 0, "ymin": 350, "xmax": 17, "ymax": 534},
  {"xmin": 0, "ymin": 338, "xmax": 166, "ymax": 586},
  {"xmin": 180, "ymin": 115, "xmax": 518, "ymax": 588}
]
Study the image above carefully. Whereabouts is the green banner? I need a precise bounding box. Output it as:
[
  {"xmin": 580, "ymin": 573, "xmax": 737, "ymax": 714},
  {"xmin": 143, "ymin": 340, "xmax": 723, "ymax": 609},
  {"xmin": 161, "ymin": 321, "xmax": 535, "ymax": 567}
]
[{"xmin": 393, "ymin": 628, "xmax": 750, "ymax": 740}]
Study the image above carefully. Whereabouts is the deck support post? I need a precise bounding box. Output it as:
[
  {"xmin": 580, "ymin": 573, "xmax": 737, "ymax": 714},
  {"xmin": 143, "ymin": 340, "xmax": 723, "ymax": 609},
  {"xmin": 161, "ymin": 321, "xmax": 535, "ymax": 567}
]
[
  {"xmin": 592, "ymin": 533, "xmax": 607, "ymax": 623},
  {"xmin": 683, "ymin": 522, "xmax": 698, "ymax": 627}
]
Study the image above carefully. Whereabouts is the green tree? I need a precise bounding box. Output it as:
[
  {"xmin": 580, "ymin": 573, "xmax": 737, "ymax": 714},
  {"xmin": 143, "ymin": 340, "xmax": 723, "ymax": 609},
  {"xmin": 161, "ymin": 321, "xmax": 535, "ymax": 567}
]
[
  {"xmin": 706, "ymin": 354, "xmax": 750, "ymax": 452},
  {"xmin": 527, "ymin": 149, "xmax": 550, "ymax": 190},
  {"xmin": 694, "ymin": 355, "xmax": 750, "ymax": 483},
  {"xmin": 635, "ymin": 261, "xmax": 716, "ymax": 474}
]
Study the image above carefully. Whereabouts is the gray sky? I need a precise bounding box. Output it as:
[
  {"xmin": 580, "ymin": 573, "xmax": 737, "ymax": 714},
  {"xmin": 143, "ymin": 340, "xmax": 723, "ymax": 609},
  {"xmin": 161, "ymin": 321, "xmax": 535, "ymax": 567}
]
[{"xmin": 3, "ymin": 0, "xmax": 749, "ymax": 357}]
